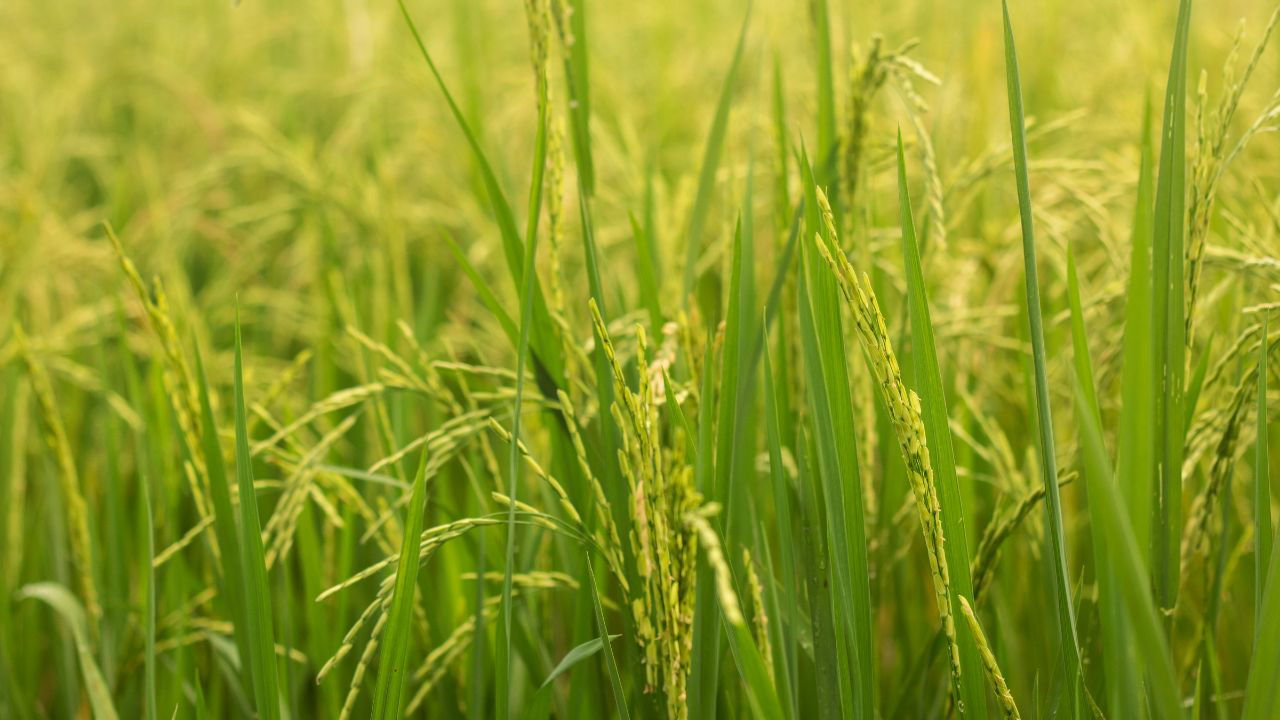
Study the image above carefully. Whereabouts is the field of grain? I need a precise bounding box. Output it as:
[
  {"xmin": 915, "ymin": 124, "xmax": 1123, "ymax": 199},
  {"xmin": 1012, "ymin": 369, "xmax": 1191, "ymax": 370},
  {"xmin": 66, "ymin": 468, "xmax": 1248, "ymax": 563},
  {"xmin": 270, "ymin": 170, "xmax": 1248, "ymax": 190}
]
[{"xmin": 2, "ymin": 0, "xmax": 1279, "ymax": 717}]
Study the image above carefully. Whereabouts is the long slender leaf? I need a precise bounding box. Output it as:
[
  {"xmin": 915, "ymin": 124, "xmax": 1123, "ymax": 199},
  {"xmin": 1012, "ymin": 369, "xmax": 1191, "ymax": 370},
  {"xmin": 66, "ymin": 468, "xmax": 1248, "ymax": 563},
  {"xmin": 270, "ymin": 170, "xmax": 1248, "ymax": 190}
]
[
  {"xmin": 1000, "ymin": 1, "xmax": 1082, "ymax": 708},
  {"xmin": 716, "ymin": 168, "xmax": 759, "ymax": 545},
  {"xmin": 763, "ymin": 327, "xmax": 799, "ymax": 719},
  {"xmin": 681, "ymin": 5, "xmax": 750, "ymax": 301},
  {"xmin": 1066, "ymin": 246, "xmax": 1136, "ymax": 719},
  {"xmin": 192, "ymin": 343, "xmax": 253, "ymax": 692},
  {"xmin": 560, "ymin": 0, "xmax": 594, "ymax": 193},
  {"xmin": 1244, "ymin": 370, "xmax": 1280, "ymax": 720},
  {"xmin": 723, "ymin": 617, "xmax": 786, "ymax": 720},
  {"xmin": 498, "ymin": 78, "xmax": 550, "ymax": 720},
  {"xmin": 232, "ymin": 309, "xmax": 281, "ymax": 720},
  {"xmin": 1256, "ymin": 319, "xmax": 1272, "ymax": 621},
  {"xmin": 1117, "ymin": 95, "xmax": 1156, "ymax": 571},
  {"xmin": 896, "ymin": 135, "xmax": 986, "ymax": 719},
  {"xmin": 17, "ymin": 583, "xmax": 119, "ymax": 720},
  {"xmin": 809, "ymin": 0, "xmax": 835, "ymax": 175},
  {"xmin": 370, "ymin": 446, "xmax": 432, "ymax": 719},
  {"xmin": 585, "ymin": 557, "xmax": 630, "ymax": 720},
  {"xmin": 141, "ymin": 469, "xmax": 156, "ymax": 720},
  {"xmin": 1066, "ymin": 370, "xmax": 1183, "ymax": 720},
  {"xmin": 397, "ymin": 0, "xmax": 566, "ymax": 396},
  {"xmin": 1150, "ymin": 0, "xmax": 1193, "ymax": 614},
  {"xmin": 798, "ymin": 148, "xmax": 871, "ymax": 720}
]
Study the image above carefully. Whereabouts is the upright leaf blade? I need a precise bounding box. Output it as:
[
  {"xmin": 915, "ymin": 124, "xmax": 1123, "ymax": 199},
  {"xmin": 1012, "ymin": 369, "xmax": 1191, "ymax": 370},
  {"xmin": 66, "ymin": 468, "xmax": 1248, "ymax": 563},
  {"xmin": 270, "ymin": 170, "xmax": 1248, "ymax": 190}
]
[
  {"xmin": 763, "ymin": 327, "xmax": 799, "ymax": 718},
  {"xmin": 192, "ymin": 343, "xmax": 253, "ymax": 692},
  {"xmin": 1256, "ymin": 319, "xmax": 1272, "ymax": 620},
  {"xmin": 809, "ymin": 0, "xmax": 835, "ymax": 176},
  {"xmin": 1244, "ymin": 535, "xmax": 1280, "ymax": 720},
  {"xmin": 232, "ymin": 309, "xmax": 281, "ymax": 720},
  {"xmin": 499, "ymin": 11, "xmax": 555, "ymax": 714},
  {"xmin": 585, "ymin": 557, "xmax": 631, "ymax": 720},
  {"xmin": 797, "ymin": 150, "xmax": 872, "ymax": 720},
  {"xmin": 896, "ymin": 136, "xmax": 986, "ymax": 719},
  {"xmin": 1244, "ymin": 322, "xmax": 1279, "ymax": 720},
  {"xmin": 1066, "ymin": 246, "xmax": 1138, "ymax": 719},
  {"xmin": 724, "ymin": 617, "xmax": 786, "ymax": 720},
  {"xmin": 681, "ymin": 6, "xmax": 750, "ymax": 301},
  {"xmin": 370, "ymin": 447, "xmax": 432, "ymax": 719},
  {"xmin": 1000, "ymin": 1, "xmax": 1082, "ymax": 707},
  {"xmin": 716, "ymin": 171, "xmax": 759, "ymax": 544},
  {"xmin": 1150, "ymin": 0, "xmax": 1193, "ymax": 615},
  {"xmin": 1067, "ymin": 337, "xmax": 1182, "ymax": 720},
  {"xmin": 560, "ymin": 0, "xmax": 594, "ymax": 193},
  {"xmin": 398, "ymin": 0, "xmax": 566, "ymax": 396}
]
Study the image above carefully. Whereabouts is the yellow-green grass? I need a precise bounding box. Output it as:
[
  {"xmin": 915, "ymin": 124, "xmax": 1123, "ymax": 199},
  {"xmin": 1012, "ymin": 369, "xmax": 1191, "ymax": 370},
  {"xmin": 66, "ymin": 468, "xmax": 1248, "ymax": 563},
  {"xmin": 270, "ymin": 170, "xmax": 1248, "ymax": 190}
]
[{"xmin": 2, "ymin": 0, "xmax": 1279, "ymax": 717}]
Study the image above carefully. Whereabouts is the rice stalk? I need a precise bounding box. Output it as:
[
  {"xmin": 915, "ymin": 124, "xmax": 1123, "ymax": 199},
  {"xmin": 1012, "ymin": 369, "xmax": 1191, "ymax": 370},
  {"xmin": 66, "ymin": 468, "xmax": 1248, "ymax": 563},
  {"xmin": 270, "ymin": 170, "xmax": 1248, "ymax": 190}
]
[{"xmin": 810, "ymin": 187, "xmax": 962, "ymax": 695}]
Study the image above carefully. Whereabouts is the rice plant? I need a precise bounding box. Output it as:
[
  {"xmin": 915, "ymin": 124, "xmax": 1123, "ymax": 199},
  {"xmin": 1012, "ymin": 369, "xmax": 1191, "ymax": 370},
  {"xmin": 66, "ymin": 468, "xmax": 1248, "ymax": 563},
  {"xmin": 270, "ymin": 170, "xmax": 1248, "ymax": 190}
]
[{"xmin": 3, "ymin": 0, "xmax": 1279, "ymax": 717}]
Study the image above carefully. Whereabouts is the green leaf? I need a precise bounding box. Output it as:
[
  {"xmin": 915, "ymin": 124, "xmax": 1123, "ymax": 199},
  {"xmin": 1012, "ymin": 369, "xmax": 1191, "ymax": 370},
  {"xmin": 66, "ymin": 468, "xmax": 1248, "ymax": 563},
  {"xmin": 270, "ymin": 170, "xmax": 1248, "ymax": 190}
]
[
  {"xmin": 797, "ymin": 149, "xmax": 871, "ymax": 720},
  {"xmin": 1150, "ymin": 0, "xmax": 1193, "ymax": 614},
  {"xmin": 1184, "ymin": 336, "xmax": 1214, "ymax": 435},
  {"xmin": 1066, "ymin": 245, "xmax": 1137, "ymax": 719},
  {"xmin": 1066, "ymin": 333, "xmax": 1182, "ymax": 720},
  {"xmin": 763, "ymin": 328, "xmax": 799, "ymax": 718},
  {"xmin": 1256, "ymin": 318, "xmax": 1272, "ymax": 620},
  {"xmin": 1244, "ymin": 402, "xmax": 1280, "ymax": 720},
  {"xmin": 585, "ymin": 557, "xmax": 630, "ymax": 720},
  {"xmin": 896, "ymin": 135, "xmax": 986, "ymax": 719},
  {"xmin": 793, "ymin": 435, "xmax": 845, "ymax": 720},
  {"xmin": 497, "ymin": 17, "xmax": 554, "ymax": 716},
  {"xmin": 689, "ymin": 322, "xmax": 723, "ymax": 720},
  {"xmin": 232, "ymin": 308, "xmax": 281, "ymax": 720},
  {"xmin": 397, "ymin": 0, "xmax": 566, "ymax": 397},
  {"xmin": 540, "ymin": 634, "xmax": 621, "ymax": 689},
  {"xmin": 716, "ymin": 169, "xmax": 759, "ymax": 544},
  {"xmin": 809, "ymin": 0, "xmax": 835, "ymax": 174},
  {"xmin": 579, "ymin": 190, "xmax": 627, "ymax": 565},
  {"xmin": 724, "ymin": 618, "xmax": 786, "ymax": 720},
  {"xmin": 1117, "ymin": 95, "xmax": 1156, "ymax": 573},
  {"xmin": 192, "ymin": 343, "xmax": 253, "ymax": 694},
  {"xmin": 141, "ymin": 469, "xmax": 157, "ymax": 720},
  {"xmin": 560, "ymin": 0, "xmax": 594, "ymax": 194},
  {"xmin": 442, "ymin": 234, "xmax": 518, "ymax": 345},
  {"xmin": 629, "ymin": 208, "xmax": 664, "ymax": 334},
  {"xmin": 681, "ymin": 5, "xmax": 750, "ymax": 301},
  {"xmin": 1000, "ymin": 0, "xmax": 1082, "ymax": 708},
  {"xmin": 17, "ymin": 583, "xmax": 119, "ymax": 720},
  {"xmin": 370, "ymin": 446, "xmax": 432, "ymax": 718}
]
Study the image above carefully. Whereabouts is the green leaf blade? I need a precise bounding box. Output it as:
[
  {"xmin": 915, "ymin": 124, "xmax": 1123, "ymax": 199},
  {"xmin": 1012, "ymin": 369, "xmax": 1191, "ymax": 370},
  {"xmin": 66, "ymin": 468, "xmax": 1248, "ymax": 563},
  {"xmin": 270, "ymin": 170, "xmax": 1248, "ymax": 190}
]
[
  {"xmin": 1000, "ymin": 1, "xmax": 1082, "ymax": 708},
  {"xmin": 1150, "ymin": 0, "xmax": 1193, "ymax": 615},
  {"xmin": 232, "ymin": 310, "xmax": 282, "ymax": 720},
  {"xmin": 370, "ymin": 446, "xmax": 432, "ymax": 719},
  {"xmin": 896, "ymin": 136, "xmax": 986, "ymax": 719}
]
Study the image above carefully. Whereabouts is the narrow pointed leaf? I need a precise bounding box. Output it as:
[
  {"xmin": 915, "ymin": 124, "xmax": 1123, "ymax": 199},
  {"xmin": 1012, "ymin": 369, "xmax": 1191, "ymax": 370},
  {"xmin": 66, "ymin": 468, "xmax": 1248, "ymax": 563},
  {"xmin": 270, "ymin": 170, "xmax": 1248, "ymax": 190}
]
[
  {"xmin": 1000, "ymin": 1, "xmax": 1082, "ymax": 706},
  {"xmin": 17, "ymin": 583, "xmax": 119, "ymax": 720},
  {"xmin": 233, "ymin": 310, "xmax": 281, "ymax": 720},
  {"xmin": 896, "ymin": 136, "xmax": 986, "ymax": 719},
  {"xmin": 370, "ymin": 447, "xmax": 432, "ymax": 719}
]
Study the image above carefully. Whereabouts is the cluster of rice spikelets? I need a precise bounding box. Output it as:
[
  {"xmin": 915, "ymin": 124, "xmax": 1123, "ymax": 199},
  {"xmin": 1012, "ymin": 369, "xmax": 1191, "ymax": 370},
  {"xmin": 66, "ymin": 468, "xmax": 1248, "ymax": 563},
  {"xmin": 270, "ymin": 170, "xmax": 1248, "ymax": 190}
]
[
  {"xmin": 1186, "ymin": 6, "xmax": 1280, "ymax": 342},
  {"xmin": 403, "ymin": 572, "xmax": 577, "ymax": 715},
  {"xmin": 841, "ymin": 38, "xmax": 943, "ymax": 245},
  {"xmin": 741, "ymin": 547, "xmax": 774, "ymax": 684},
  {"xmin": 971, "ymin": 473, "xmax": 1072, "ymax": 602},
  {"xmin": 809, "ymin": 186, "xmax": 963, "ymax": 693},
  {"xmin": 957, "ymin": 596, "xmax": 1021, "ymax": 719},
  {"xmin": 590, "ymin": 299, "xmax": 702, "ymax": 718},
  {"xmin": 13, "ymin": 325, "xmax": 100, "ymax": 626}
]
